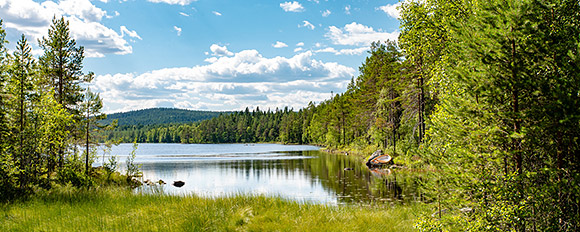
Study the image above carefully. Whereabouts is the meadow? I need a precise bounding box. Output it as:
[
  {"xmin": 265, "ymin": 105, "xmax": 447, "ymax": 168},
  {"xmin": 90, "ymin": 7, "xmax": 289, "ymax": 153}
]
[{"xmin": 0, "ymin": 186, "xmax": 425, "ymax": 231}]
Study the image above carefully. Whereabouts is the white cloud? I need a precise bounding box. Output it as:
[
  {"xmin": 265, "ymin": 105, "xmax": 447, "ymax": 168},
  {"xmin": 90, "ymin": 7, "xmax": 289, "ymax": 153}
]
[
  {"xmin": 316, "ymin": 47, "xmax": 368, "ymax": 56},
  {"xmin": 147, "ymin": 0, "xmax": 197, "ymax": 5},
  {"xmin": 93, "ymin": 49, "xmax": 356, "ymax": 113},
  {"xmin": 212, "ymin": 11, "xmax": 222, "ymax": 16},
  {"xmin": 174, "ymin": 26, "xmax": 182, "ymax": 36},
  {"xmin": 179, "ymin": 12, "xmax": 190, "ymax": 17},
  {"xmin": 322, "ymin": 9, "xmax": 331, "ymax": 17},
  {"xmin": 0, "ymin": 0, "xmax": 135, "ymax": 57},
  {"xmin": 59, "ymin": 0, "xmax": 107, "ymax": 22},
  {"xmin": 296, "ymin": 42, "xmax": 304, "ymax": 47},
  {"xmin": 280, "ymin": 1, "xmax": 304, "ymax": 12},
  {"xmin": 378, "ymin": 1, "xmax": 404, "ymax": 19},
  {"xmin": 210, "ymin": 44, "xmax": 233, "ymax": 56},
  {"xmin": 272, "ymin": 41, "xmax": 288, "ymax": 48},
  {"xmin": 325, "ymin": 22, "xmax": 399, "ymax": 46},
  {"xmin": 337, "ymin": 47, "xmax": 368, "ymax": 55},
  {"xmin": 107, "ymin": 11, "xmax": 120, "ymax": 19},
  {"xmin": 300, "ymin": 20, "xmax": 315, "ymax": 30},
  {"xmin": 120, "ymin": 26, "xmax": 142, "ymax": 40},
  {"xmin": 344, "ymin": 5, "xmax": 351, "ymax": 15},
  {"xmin": 294, "ymin": 47, "xmax": 303, "ymax": 52},
  {"xmin": 315, "ymin": 47, "xmax": 337, "ymax": 54}
]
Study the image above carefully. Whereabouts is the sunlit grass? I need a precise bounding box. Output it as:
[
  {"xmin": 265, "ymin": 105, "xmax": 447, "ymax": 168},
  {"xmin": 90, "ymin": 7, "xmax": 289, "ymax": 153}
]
[{"xmin": 1, "ymin": 186, "xmax": 426, "ymax": 231}]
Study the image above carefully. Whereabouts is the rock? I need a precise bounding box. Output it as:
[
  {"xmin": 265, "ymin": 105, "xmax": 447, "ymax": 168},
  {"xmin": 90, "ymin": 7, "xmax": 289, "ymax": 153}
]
[
  {"xmin": 173, "ymin": 180, "xmax": 185, "ymax": 187},
  {"xmin": 144, "ymin": 179, "xmax": 154, "ymax": 186},
  {"xmin": 366, "ymin": 150, "xmax": 393, "ymax": 167}
]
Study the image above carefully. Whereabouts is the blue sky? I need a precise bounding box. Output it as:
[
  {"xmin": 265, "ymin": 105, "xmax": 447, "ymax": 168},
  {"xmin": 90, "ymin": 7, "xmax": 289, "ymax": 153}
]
[{"xmin": 0, "ymin": 0, "xmax": 403, "ymax": 113}]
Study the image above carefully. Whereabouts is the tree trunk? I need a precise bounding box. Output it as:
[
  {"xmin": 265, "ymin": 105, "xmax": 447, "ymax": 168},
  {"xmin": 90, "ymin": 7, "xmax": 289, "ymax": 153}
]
[{"xmin": 85, "ymin": 107, "xmax": 90, "ymax": 175}]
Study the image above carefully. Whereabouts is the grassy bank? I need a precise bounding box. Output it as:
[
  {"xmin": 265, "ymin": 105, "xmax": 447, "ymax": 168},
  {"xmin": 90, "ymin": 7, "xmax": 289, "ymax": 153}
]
[{"xmin": 1, "ymin": 186, "xmax": 425, "ymax": 231}]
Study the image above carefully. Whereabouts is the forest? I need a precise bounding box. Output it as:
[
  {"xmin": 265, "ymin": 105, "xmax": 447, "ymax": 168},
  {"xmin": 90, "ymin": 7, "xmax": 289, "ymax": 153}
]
[
  {"xmin": 1, "ymin": 0, "xmax": 579, "ymax": 231},
  {"xmin": 101, "ymin": 108, "xmax": 229, "ymax": 126}
]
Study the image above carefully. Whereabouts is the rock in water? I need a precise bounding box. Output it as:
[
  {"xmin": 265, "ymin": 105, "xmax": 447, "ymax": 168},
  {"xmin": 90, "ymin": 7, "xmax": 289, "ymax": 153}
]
[{"xmin": 173, "ymin": 181, "xmax": 185, "ymax": 187}]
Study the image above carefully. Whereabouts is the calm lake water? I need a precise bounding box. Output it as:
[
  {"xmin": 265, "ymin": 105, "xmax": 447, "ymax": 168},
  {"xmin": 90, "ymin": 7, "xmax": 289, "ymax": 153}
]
[{"xmin": 97, "ymin": 143, "xmax": 421, "ymax": 205}]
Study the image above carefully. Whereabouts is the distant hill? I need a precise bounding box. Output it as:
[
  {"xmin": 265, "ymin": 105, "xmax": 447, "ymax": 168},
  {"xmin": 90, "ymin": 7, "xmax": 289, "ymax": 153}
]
[{"xmin": 101, "ymin": 108, "xmax": 231, "ymax": 126}]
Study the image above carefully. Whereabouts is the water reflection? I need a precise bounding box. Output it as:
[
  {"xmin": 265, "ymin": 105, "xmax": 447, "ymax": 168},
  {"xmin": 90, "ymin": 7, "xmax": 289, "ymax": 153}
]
[{"xmin": 99, "ymin": 144, "xmax": 420, "ymax": 205}]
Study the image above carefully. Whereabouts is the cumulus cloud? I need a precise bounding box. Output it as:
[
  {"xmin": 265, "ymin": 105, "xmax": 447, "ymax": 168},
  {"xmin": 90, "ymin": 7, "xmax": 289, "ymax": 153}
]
[
  {"xmin": 0, "ymin": 0, "xmax": 135, "ymax": 57},
  {"xmin": 210, "ymin": 44, "xmax": 233, "ymax": 56},
  {"xmin": 296, "ymin": 42, "xmax": 304, "ymax": 47},
  {"xmin": 280, "ymin": 1, "xmax": 304, "ymax": 12},
  {"xmin": 174, "ymin": 26, "xmax": 182, "ymax": 36},
  {"xmin": 212, "ymin": 11, "xmax": 222, "ymax": 16},
  {"xmin": 378, "ymin": 1, "xmax": 404, "ymax": 19},
  {"xmin": 93, "ymin": 48, "xmax": 356, "ymax": 113},
  {"xmin": 300, "ymin": 20, "xmax": 315, "ymax": 30},
  {"xmin": 179, "ymin": 12, "xmax": 190, "ymax": 17},
  {"xmin": 294, "ymin": 47, "xmax": 303, "ymax": 52},
  {"xmin": 147, "ymin": 0, "xmax": 197, "ymax": 5},
  {"xmin": 322, "ymin": 9, "xmax": 331, "ymax": 17},
  {"xmin": 325, "ymin": 22, "xmax": 399, "ymax": 46},
  {"xmin": 272, "ymin": 41, "xmax": 288, "ymax": 48}
]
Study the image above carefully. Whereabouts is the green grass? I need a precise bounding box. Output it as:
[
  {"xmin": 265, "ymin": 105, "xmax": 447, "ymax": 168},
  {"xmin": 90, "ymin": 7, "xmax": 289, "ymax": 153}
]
[{"xmin": 0, "ymin": 186, "xmax": 426, "ymax": 231}]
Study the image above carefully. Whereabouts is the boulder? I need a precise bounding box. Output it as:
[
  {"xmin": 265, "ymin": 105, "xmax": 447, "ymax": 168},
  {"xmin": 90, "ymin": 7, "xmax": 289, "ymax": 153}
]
[{"xmin": 173, "ymin": 181, "xmax": 185, "ymax": 187}]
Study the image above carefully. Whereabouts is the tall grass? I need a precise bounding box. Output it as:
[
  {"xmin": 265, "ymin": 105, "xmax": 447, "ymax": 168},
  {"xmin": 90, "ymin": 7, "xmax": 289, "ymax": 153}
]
[{"xmin": 1, "ymin": 186, "xmax": 425, "ymax": 231}]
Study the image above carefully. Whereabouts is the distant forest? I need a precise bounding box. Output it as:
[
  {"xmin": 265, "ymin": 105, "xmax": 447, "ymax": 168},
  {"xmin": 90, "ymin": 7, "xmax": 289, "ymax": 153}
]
[
  {"xmin": 101, "ymin": 108, "xmax": 230, "ymax": 126},
  {"xmin": 101, "ymin": 106, "xmax": 304, "ymax": 144}
]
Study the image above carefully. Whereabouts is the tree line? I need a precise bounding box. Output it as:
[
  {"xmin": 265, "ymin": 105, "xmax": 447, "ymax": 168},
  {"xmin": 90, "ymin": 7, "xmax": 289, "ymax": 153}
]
[
  {"xmin": 0, "ymin": 18, "xmax": 112, "ymax": 201},
  {"xmin": 101, "ymin": 108, "xmax": 228, "ymax": 126},
  {"xmin": 103, "ymin": 106, "xmax": 305, "ymax": 144}
]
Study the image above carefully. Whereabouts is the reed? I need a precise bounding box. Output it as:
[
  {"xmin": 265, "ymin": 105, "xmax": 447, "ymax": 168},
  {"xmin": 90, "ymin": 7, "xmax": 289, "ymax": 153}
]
[{"xmin": 1, "ymin": 186, "xmax": 426, "ymax": 231}]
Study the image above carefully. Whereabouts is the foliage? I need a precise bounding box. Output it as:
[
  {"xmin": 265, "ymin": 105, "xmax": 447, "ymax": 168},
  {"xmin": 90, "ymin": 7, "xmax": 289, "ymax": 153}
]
[{"xmin": 400, "ymin": 0, "xmax": 580, "ymax": 231}]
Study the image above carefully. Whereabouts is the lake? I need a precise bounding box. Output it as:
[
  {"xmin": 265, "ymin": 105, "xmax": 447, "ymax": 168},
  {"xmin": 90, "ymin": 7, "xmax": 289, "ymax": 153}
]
[{"xmin": 97, "ymin": 143, "xmax": 421, "ymax": 205}]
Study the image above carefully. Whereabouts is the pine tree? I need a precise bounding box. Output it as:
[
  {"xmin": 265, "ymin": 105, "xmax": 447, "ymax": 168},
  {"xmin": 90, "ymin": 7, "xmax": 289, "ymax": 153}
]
[{"xmin": 38, "ymin": 17, "xmax": 90, "ymax": 168}]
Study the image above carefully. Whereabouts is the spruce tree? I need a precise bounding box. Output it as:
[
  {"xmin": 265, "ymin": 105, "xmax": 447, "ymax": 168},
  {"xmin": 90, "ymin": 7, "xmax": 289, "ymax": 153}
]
[{"xmin": 7, "ymin": 34, "xmax": 36, "ymax": 187}]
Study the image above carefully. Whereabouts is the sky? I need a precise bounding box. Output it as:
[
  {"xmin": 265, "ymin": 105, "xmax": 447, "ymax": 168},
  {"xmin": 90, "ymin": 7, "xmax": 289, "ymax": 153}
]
[{"xmin": 0, "ymin": 0, "xmax": 403, "ymax": 113}]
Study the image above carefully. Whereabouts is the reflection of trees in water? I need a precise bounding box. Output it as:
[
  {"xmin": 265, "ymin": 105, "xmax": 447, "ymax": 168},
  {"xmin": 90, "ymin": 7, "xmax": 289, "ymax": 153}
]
[
  {"xmin": 139, "ymin": 151, "xmax": 422, "ymax": 204},
  {"xmin": 221, "ymin": 151, "xmax": 423, "ymax": 204},
  {"xmin": 299, "ymin": 151, "xmax": 422, "ymax": 204}
]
